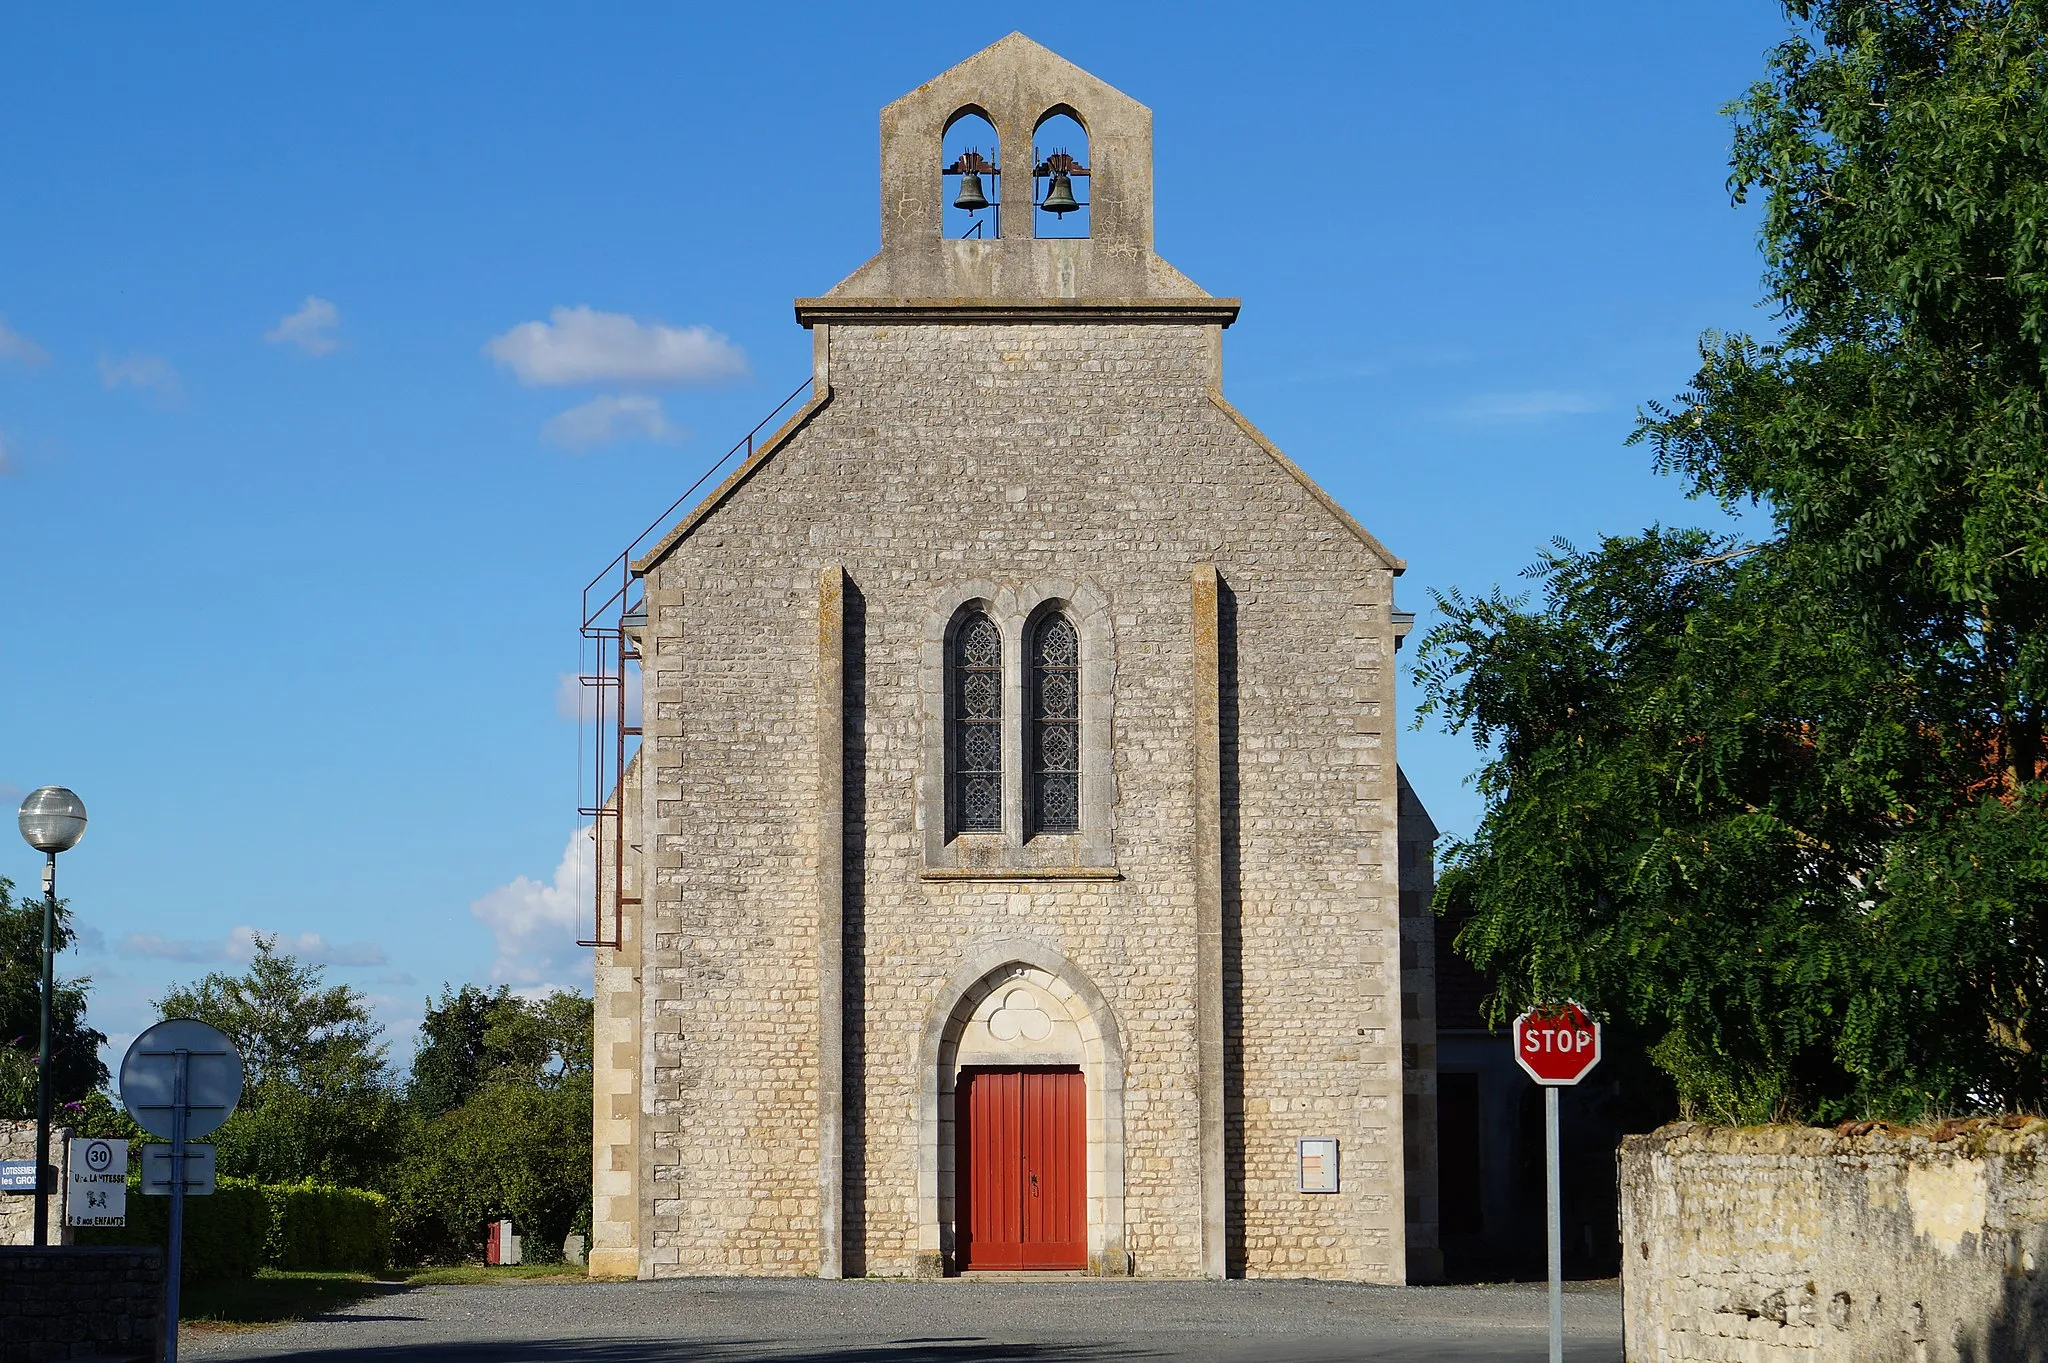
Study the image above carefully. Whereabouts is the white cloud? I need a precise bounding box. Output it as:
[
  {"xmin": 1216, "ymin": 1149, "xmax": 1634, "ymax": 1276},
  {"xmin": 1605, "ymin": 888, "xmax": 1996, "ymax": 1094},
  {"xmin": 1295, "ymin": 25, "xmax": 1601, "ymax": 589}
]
[
  {"xmin": 264, "ymin": 296, "xmax": 342, "ymax": 356},
  {"xmin": 470, "ymin": 828, "xmax": 591, "ymax": 990},
  {"xmin": 118, "ymin": 932, "xmax": 225, "ymax": 963},
  {"xmin": 99, "ymin": 352, "xmax": 183, "ymax": 404},
  {"xmin": 1456, "ymin": 389, "xmax": 1602, "ymax": 421},
  {"xmin": 226, "ymin": 926, "xmax": 386, "ymax": 967},
  {"xmin": 63, "ymin": 924, "xmax": 107, "ymax": 957},
  {"xmin": 117, "ymin": 925, "xmax": 384, "ymax": 967},
  {"xmin": 541, "ymin": 393, "xmax": 686, "ymax": 451},
  {"xmin": 484, "ymin": 306, "xmax": 749, "ymax": 388},
  {"xmin": 0, "ymin": 318, "xmax": 49, "ymax": 367},
  {"xmin": 555, "ymin": 665, "xmax": 641, "ymax": 723}
]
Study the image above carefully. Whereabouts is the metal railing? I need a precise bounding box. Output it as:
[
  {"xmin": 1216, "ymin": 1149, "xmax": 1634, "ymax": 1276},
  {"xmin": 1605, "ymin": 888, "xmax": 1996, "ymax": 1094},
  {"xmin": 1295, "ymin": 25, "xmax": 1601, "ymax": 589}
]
[{"xmin": 576, "ymin": 375, "xmax": 817, "ymax": 947}]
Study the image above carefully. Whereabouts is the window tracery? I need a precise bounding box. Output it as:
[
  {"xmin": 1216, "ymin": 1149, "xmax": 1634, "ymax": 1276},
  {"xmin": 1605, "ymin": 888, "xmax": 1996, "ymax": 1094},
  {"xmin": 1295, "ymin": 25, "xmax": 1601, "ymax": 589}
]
[
  {"xmin": 1031, "ymin": 614, "xmax": 1080, "ymax": 833},
  {"xmin": 953, "ymin": 613, "xmax": 1004, "ymax": 832}
]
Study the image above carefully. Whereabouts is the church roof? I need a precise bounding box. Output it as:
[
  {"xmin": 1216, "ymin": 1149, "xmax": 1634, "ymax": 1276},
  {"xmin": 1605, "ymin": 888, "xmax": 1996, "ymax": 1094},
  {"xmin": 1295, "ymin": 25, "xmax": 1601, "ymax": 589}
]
[{"xmin": 631, "ymin": 36, "xmax": 1404, "ymax": 578}]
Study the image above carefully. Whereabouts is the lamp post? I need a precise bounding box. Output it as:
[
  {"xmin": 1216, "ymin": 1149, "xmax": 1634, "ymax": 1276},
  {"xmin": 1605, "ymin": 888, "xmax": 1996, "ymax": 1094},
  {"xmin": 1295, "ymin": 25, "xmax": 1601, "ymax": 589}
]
[{"xmin": 17, "ymin": 786, "xmax": 87, "ymax": 1247}]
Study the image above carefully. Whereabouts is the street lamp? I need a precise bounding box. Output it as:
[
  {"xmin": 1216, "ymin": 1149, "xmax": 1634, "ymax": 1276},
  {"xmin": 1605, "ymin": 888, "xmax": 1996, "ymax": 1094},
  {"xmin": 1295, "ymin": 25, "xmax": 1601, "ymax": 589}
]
[{"xmin": 17, "ymin": 786, "xmax": 86, "ymax": 1248}]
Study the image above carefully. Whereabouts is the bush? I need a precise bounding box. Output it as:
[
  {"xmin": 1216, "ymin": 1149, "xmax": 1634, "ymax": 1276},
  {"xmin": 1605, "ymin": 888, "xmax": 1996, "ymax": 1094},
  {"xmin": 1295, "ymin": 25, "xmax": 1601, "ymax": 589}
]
[
  {"xmin": 78, "ymin": 1177, "xmax": 269, "ymax": 1282},
  {"xmin": 77, "ymin": 1175, "xmax": 391, "ymax": 1277},
  {"xmin": 261, "ymin": 1180, "xmax": 391, "ymax": 1272},
  {"xmin": 389, "ymin": 1079, "xmax": 589, "ymax": 1266}
]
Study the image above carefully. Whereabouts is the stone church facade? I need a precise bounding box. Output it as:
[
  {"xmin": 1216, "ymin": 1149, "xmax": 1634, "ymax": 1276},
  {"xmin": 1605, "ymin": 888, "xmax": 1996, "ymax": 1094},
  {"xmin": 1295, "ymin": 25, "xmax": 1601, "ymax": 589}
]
[{"xmin": 590, "ymin": 34, "xmax": 1441, "ymax": 1283}]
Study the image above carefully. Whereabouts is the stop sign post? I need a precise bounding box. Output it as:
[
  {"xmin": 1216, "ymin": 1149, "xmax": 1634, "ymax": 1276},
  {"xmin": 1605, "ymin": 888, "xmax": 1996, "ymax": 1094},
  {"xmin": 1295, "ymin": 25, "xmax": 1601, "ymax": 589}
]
[{"xmin": 1514, "ymin": 1003, "xmax": 1602, "ymax": 1363}]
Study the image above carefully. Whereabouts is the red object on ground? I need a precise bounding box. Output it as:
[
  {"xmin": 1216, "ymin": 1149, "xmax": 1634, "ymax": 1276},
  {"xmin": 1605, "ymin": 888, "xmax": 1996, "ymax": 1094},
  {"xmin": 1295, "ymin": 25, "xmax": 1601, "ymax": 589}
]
[
  {"xmin": 958, "ymin": 1067, "xmax": 1086, "ymax": 1270},
  {"xmin": 1512, "ymin": 1002, "xmax": 1602, "ymax": 1086},
  {"xmin": 486, "ymin": 1218, "xmax": 515, "ymax": 1265}
]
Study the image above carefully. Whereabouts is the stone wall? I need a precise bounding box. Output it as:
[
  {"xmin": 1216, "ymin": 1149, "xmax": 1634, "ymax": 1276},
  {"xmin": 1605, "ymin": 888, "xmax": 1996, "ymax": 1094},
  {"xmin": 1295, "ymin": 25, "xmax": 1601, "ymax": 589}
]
[
  {"xmin": 0, "ymin": 1246, "xmax": 163, "ymax": 1362},
  {"xmin": 624, "ymin": 315, "xmax": 1412, "ymax": 1281},
  {"xmin": 1620, "ymin": 1120, "xmax": 2048, "ymax": 1362},
  {"xmin": 1, "ymin": 1119, "xmax": 72, "ymax": 1246},
  {"xmin": 588, "ymin": 754, "xmax": 642, "ymax": 1279},
  {"xmin": 1396, "ymin": 774, "xmax": 1441, "ymax": 1283}
]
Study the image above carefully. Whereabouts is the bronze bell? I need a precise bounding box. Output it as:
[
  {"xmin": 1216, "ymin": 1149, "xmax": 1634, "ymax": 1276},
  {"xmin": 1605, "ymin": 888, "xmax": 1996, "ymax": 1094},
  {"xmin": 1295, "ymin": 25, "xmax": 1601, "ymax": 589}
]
[
  {"xmin": 1040, "ymin": 169, "xmax": 1080, "ymax": 216},
  {"xmin": 953, "ymin": 172, "xmax": 990, "ymax": 212}
]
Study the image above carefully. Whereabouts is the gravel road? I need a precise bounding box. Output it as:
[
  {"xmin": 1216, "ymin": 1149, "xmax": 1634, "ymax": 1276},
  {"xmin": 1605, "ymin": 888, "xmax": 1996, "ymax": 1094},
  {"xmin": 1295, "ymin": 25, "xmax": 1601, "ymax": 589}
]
[{"xmin": 185, "ymin": 1276, "xmax": 1624, "ymax": 1362}]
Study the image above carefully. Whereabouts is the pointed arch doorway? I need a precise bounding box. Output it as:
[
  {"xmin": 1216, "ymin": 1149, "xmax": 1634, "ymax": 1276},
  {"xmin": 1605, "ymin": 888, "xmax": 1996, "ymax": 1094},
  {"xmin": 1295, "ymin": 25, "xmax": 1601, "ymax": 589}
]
[{"xmin": 917, "ymin": 938, "xmax": 1129, "ymax": 1276}]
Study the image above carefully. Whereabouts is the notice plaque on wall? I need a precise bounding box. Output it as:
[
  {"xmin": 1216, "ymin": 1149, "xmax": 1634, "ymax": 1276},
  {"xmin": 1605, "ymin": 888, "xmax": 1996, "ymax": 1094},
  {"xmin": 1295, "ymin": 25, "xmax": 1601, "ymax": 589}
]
[{"xmin": 1297, "ymin": 1137, "xmax": 1340, "ymax": 1193}]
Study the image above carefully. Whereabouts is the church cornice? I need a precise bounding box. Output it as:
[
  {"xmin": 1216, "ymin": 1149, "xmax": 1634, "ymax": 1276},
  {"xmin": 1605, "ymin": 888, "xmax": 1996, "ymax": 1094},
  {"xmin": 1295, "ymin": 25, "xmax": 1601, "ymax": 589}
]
[{"xmin": 793, "ymin": 297, "xmax": 1241, "ymax": 329}]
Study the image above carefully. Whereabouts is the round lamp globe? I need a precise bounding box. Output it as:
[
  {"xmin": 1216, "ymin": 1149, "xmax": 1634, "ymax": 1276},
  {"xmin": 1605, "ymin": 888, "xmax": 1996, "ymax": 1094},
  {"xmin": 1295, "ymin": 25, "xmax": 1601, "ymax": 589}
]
[{"xmin": 18, "ymin": 786, "xmax": 87, "ymax": 855}]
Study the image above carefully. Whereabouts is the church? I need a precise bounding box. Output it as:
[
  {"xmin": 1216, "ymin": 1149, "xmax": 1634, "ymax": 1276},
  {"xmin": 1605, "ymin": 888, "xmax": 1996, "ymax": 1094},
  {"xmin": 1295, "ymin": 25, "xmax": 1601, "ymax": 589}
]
[{"xmin": 586, "ymin": 34, "xmax": 1442, "ymax": 1283}]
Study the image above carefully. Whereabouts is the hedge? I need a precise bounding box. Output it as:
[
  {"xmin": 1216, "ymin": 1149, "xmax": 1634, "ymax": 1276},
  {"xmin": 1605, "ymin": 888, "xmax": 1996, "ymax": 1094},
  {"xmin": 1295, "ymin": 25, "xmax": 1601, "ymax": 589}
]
[
  {"xmin": 261, "ymin": 1180, "xmax": 390, "ymax": 1272},
  {"xmin": 77, "ymin": 1174, "xmax": 390, "ymax": 1278},
  {"xmin": 76, "ymin": 1178, "xmax": 268, "ymax": 1282}
]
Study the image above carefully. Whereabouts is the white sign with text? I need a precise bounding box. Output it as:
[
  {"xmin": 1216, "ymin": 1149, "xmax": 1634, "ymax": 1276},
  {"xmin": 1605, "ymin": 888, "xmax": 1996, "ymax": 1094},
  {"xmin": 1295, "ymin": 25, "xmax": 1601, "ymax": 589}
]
[{"xmin": 66, "ymin": 1138, "xmax": 127, "ymax": 1227}]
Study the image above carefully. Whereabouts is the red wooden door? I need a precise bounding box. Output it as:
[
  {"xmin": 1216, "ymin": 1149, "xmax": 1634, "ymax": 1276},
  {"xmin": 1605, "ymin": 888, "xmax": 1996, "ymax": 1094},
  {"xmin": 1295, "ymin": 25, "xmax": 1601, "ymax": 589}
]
[{"xmin": 958, "ymin": 1067, "xmax": 1085, "ymax": 1270}]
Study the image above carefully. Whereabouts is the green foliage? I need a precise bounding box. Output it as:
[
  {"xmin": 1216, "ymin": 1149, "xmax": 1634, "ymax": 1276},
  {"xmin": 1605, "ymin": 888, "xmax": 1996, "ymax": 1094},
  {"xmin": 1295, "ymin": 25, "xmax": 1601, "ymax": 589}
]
[
  {"xmin": 259, "ymin": 1181, "xmax": 391, "ymax": 1273},
  {"xmin": 409, "ymin": 984, "xmax": 592, "ymax": 1118},
  {"xmin": 388, "ymin": 1064, "xmax": 591, "ymax": 1266},
  {"xmin": 79, "ymin": 1178, "xmax": 271, "ymax": 1283},
  {"xmin": 1418, "ymin": 531, "xmax": 1920, "ymax": 1121},
  {"xmin": 0, "ymin": 875, "xmax": 107, "ymax": 1117},
  {"xmin": 155, "ymin": 934, "xmax": 388, "ymax": 1094},
  {"xmin": 1421, "ymin": 1, "xmax": 2048, "ymax": 1124},
  {"xmin": 80, "ymin": 1176, "xmax": 390, "ymax": 1278},
  {"xmin": 207, "ymin": 1077, "xmax": 410, "ymax": 1190},
  {"xmin": 1653, "ymin": 0, "xmax": 2048, "ymax": 709},
  {"xmin": 62, "ymin": 1087, "xmax": 145, "ymax": 1140},
  {"xmin": 156, "ymin": 936, "xmax": 401, "ymax": 1189},
  {"xmin": 124, "ymin": 946, "xmax": 592, "ymax": 1267}
]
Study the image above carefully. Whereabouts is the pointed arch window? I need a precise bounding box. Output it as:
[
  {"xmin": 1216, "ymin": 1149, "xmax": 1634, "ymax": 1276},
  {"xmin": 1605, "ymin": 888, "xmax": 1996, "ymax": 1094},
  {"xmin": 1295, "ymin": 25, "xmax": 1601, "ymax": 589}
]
[
  {"xmin": 953, "ymin": 613, "xmax": 1004, "ymax": 832},
  {"xmin": 1031, "ymin": 614, "xmax": 1080, "ymax": 833}
]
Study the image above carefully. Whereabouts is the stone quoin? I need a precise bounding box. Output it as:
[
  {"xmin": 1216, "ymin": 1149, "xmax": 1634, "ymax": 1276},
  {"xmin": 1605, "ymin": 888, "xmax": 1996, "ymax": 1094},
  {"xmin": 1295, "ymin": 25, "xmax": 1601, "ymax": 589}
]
[{"xmin": 588, "ymin": 33, "xmax": 1442, "ymax": 1283}]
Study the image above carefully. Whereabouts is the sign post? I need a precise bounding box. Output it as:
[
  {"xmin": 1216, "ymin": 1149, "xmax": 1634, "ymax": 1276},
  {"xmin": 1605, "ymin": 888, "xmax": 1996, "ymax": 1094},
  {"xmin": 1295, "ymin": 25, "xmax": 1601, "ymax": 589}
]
[
  {"xmin": 119, "ymin": 1020, "xmax": 243, "ymax": 1363},
  {"xmin": 1513, "ymin": 1002, "xmax": 1602, "ymax": 1363}
]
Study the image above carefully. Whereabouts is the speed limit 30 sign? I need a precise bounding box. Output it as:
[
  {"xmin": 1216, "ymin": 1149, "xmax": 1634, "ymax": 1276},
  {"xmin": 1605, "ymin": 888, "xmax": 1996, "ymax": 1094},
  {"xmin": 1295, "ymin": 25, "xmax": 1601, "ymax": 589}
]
[{"xmin": 1513, "ymin": 1002, "xmax": 1602, "ymax": 1086}]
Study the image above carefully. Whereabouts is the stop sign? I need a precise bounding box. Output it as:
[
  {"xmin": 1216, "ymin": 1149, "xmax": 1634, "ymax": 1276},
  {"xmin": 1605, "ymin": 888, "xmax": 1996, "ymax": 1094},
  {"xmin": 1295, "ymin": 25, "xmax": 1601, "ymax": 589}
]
[{"xmin": 1513, "ymin": 1002, "xmax": 1602, "ymax": 1085}]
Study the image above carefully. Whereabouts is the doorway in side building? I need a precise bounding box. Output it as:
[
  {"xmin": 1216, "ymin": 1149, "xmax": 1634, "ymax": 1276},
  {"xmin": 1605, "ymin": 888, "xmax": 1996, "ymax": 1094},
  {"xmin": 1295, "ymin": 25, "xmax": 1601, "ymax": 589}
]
[{"xmin": 958, "ymin": 1067, "xmax": 1085, "ymax": 1270}]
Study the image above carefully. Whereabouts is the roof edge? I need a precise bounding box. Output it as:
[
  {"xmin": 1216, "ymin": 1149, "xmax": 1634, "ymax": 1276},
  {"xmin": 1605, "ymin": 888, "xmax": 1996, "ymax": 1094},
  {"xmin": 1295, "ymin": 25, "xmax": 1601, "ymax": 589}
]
[
  {"xmin": 796, "ymin": 297, "xmax": 1240, "ymax": 329},
  {"xmin": 630, "ymin": 389, "xmax": 836, "ymax": 576},
  {"xmin": 1206, "ymin": 391, "xmax": 1406, "ymax": 574}
]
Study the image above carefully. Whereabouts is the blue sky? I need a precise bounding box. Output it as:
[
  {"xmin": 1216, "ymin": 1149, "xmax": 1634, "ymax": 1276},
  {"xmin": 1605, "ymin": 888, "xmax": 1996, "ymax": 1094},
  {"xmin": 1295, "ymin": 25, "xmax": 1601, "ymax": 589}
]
[{"xmin": 0, "ymin": 3, "xmax": 1788, "ymax": 1068}]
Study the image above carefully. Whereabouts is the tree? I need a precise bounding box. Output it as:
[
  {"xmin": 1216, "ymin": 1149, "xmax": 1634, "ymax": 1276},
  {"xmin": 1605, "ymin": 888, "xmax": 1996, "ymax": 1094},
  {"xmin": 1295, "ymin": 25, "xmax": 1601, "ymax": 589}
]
[
  {"xmin": 1419, "ymin": 533, "xmax": 1938, "ymax": 1121},
  {"xmin": 156, "ymin": 936, "xmax": 400, "ymax": 1186},
  {"xmin": 1420, "ymin": 1, "xmax": 2048, "ymax": 1123},
  {"xmin": 157, "ymin": 934, "xmax": 387, "ymax": 1094},
  {"xmin": 0, "ymin": 876, "xmax": 107, "ymax": 1119},
  {"xmin": 408, "ymin": 985, "xmax": 591, "ymax": 1119},
  {"xmin": 392, "ymin": 987, "xmax": 592, "ymax": 1262},
  {"xmin": 389, "ymin": 1074, "xmax": 591, "ymax": 1266}
]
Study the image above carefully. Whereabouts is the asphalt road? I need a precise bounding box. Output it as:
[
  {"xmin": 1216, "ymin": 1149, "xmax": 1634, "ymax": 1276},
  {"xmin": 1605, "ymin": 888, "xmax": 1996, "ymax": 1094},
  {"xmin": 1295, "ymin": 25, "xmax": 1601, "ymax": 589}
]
[{"xmin": 186, "ymin": 1277, "xmax": 1625, "ymax": 1363}]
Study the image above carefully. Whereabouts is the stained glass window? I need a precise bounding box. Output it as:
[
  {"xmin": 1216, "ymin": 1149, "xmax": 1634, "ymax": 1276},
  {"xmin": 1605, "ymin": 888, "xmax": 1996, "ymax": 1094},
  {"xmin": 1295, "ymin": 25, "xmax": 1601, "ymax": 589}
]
[
  {"xmin": 1032, "ymin": 614, "xmax": 1080, "ymax": 833},
  {"xmin": 953, "ymin": 613, "xmax": 1003, "ymax": 833}
]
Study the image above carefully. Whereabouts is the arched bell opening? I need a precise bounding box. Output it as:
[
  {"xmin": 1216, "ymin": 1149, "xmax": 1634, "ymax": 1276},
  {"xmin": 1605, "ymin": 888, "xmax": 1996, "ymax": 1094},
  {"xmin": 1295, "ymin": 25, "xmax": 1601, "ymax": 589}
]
[
  {"xmin": 941, "ymin": 107, "xmax": 1002, "ymax": 240},
  {"xmin": 1031, "ymin": 108, "xmax": 1090, "ymax": 240},
  {"xmin": 916, "ymin": 939, "xmax": 1127, "ymax": 1276}
]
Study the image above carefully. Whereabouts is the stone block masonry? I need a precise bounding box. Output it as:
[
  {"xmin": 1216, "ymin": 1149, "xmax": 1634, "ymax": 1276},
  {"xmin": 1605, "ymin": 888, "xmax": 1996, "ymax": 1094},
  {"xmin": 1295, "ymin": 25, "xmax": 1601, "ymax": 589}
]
[
  {"xmin": 1620, "ymin": 1120, "xmax": 2048, "ymax": 1362},
  {"xmin": 593, "ymin": 33, "xmax": 1436, "ymax": 1286},
  {"xmin": 627, "ymin": 318, "xmax": 1410, "ymax": 1281},
  {"xmin": 0, "ymin": 1119, "xmax": 71, "ymax": 1247},
  {"xmin": 0, "ymin": 1246, "xmax": 164, "ymax": 1363}
]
